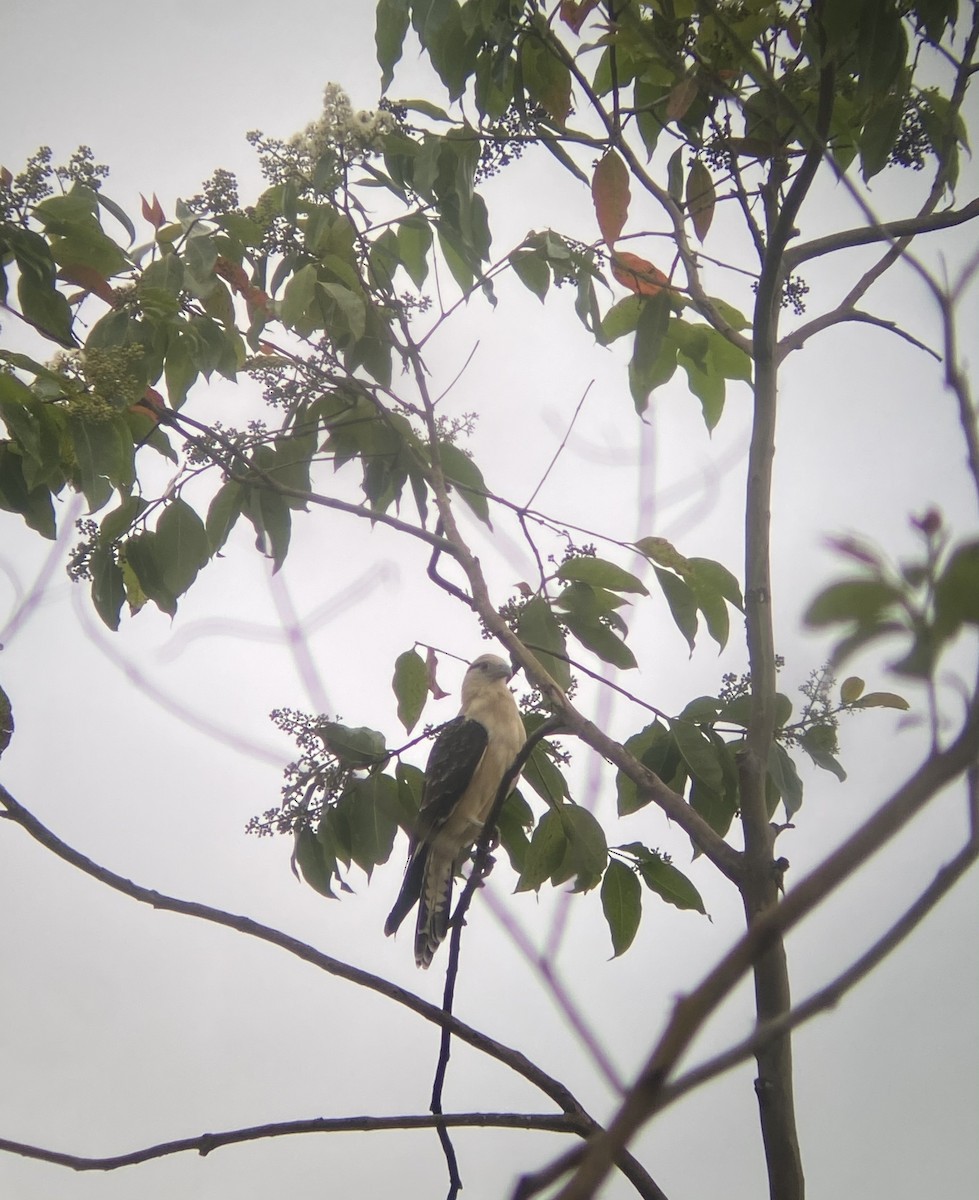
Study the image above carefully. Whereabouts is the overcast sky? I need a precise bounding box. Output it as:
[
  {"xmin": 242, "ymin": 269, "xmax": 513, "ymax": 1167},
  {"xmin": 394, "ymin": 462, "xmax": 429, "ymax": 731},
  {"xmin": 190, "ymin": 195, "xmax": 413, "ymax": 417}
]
[{"xmin": 1, "ymin": 3, "xmax": 977, "ymax": 1199}]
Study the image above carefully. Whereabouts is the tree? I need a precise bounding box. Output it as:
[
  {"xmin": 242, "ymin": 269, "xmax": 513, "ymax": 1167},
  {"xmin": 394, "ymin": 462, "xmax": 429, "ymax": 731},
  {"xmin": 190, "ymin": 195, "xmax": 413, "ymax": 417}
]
[{"xmin": 1, "ymin": 2, "xmax": 977, "ymax": 1198}]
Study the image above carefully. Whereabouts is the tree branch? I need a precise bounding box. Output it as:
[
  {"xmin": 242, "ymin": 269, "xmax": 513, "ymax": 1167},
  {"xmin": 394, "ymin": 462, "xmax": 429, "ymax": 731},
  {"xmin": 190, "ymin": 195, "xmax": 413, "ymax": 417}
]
[
  {"xmin": 532, "ymin": 683, "xmax": 979, "ymax": 1200},
  {"xmin": 0, "ymin": 784, "xmax": 584, "ymax": 1120},
  {"xmin": 782, "ymin": 197, "xmax": 979, "ymax": 273},
  {"xmin": 778, "ymin": 307, "xmax": 942, "ymax": 360},
  {"xmin": 0, "ymin": 1112, "xmax": 586, "ymax": 1173}
]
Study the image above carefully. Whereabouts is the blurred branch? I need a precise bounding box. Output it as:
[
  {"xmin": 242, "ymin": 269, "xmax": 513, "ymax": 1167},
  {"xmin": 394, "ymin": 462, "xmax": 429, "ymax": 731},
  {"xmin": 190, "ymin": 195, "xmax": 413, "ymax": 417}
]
[
  {"xmin": 533, "ymin": 680, "xmax": 979, "ymax": 1200},
  {"xmin": 660, "ymin": 780, "xmax": 979, "ymax": 1110}
]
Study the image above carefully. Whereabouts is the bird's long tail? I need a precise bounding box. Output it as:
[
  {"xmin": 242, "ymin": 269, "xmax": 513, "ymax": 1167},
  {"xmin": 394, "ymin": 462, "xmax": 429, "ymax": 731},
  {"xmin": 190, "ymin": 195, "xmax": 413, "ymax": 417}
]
[
  {"xmin": 384, "ymin": 851, "xmax": 425, "ymax": 938},
  {"xmin": 415, "ymin": 852, "xmax": 454, "ymax": 969}
]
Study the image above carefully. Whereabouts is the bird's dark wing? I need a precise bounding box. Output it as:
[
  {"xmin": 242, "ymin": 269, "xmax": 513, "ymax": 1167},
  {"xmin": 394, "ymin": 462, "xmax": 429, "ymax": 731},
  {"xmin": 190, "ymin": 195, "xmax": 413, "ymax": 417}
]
[
  {"xmin": 383, "ymin": 716, "xmax": 488, "ymax": 939},
  {"xmin": 415, "ymin": 715, "xmax": 489, "ymax": 838}
]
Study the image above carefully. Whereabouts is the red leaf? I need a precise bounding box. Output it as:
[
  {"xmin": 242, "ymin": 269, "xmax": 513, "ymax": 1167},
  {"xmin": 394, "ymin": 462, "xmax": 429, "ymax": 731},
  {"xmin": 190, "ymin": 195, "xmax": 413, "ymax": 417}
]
[
  {"xmin": 559, "ymin": 0, "xmax": 601, "ymax": 34},
  {"xmin": 610, "ymin": 252, "xmax": 670, "ymax": 297},
  {"xmin": 57, "ymin": 264, "xmax": 116, "ymax": 304},
  {"xmin": 592, "ymin": 150, "xmax": 630, "ymax": 247},
  {"xmin": 244, "ymin": 285, "xmax": 271, "ymax": 316},
  {"xmin": 140, "ymin": 193, "xmax": 165, "ymax": 229},
  {"xmin": 425, "ymin": 648, "xmax": 450, "ymax": 701}
]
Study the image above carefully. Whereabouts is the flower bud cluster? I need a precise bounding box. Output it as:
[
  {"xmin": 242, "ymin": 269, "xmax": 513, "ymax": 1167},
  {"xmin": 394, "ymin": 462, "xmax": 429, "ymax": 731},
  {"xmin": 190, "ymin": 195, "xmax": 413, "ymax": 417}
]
[{"xmin": 288, "ymin": 83, "xmax": 396, "ymax": 159}]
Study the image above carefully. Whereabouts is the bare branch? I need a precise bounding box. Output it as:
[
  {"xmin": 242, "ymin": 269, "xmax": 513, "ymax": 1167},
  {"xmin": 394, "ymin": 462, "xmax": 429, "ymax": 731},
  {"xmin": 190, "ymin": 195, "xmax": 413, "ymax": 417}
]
[
  {"xmin": 0, "ymin": 1112, "xmax": 585, "ymax": 1173},
  {"xmin": 0, "ymin": 784, "xmax": 583, "ymax": 1119},
  {"xmin": 779, "ymin": 308, "xmax": 942, "ymax": 360},
  {"xmin": 782, "ymin": 197, "xmax": 979, "ymax": 273}
]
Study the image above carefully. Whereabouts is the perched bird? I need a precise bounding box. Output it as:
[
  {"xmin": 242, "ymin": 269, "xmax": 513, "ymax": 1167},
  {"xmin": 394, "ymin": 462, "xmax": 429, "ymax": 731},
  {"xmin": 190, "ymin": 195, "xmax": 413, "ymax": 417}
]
[{"xmin": 385, "ymin": 653, "xmax": 527, "ymax": 968}]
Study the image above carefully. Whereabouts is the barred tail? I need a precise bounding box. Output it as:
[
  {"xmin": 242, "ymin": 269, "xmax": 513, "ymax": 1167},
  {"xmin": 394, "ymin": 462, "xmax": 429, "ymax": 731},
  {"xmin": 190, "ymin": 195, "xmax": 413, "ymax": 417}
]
[{"xmin": 415, "ymin": 852, "xmax": 454, "ymax": 969}]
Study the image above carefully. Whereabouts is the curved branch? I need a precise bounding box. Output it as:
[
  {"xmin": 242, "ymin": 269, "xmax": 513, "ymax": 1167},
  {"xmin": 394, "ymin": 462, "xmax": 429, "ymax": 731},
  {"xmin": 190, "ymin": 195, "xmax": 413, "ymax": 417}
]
[
  {"xmin": 782, "ymin": 196, "xmax": 979, "ymax": 272},
  {"xmin": 0, "ymin": 784, "xmax": 582, "ymax": 1119},
  {"xmin": 0, "ymin": 1112, "xmax": 585, "ymax": 1173},
  {"xmin": 778, "ymin": 307, "xmax": 942, "ymax": 360}
]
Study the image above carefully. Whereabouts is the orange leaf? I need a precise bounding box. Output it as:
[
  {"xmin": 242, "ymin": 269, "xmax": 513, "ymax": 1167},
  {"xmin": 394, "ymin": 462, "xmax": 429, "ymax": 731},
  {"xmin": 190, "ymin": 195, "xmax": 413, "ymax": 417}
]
[
  {"xmin": 686, "ymin": 160, "xmax": 716, "ymax": 242},
  {"xmin": 140, "ymin": 193, "xmax": 165, "ymax": 229},
  {"xmin": 592, "ymin": 150, "xmax": 630, "ymax": 247},
  {"xmin": 214, "ymin": 255, "xmax": 250, "ymax": 294},
  {"xmin": 610, "ymin": 252, "xmax": 669, "ymax": 297},
  {"xmin": 132, "ymin": 386, "xmax": 168, "ymax": 424},
  {"xmin": 559, "ymin": 0, "xmax": 601, "ymax": 34}
]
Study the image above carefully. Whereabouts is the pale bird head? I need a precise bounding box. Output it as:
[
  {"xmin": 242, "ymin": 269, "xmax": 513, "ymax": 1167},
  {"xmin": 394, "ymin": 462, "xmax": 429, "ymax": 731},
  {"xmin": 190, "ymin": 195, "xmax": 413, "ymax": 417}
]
[{"xmin": 460, "ymin": 655, "xmax": 515, "ymax": 706}]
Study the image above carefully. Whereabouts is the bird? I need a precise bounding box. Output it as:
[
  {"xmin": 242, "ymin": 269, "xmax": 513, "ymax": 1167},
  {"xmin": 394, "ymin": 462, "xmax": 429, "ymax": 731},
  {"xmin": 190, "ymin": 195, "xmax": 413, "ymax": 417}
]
[{"xmin": 384, "ymin": 653, "xmax": 527, "ymax": 968}]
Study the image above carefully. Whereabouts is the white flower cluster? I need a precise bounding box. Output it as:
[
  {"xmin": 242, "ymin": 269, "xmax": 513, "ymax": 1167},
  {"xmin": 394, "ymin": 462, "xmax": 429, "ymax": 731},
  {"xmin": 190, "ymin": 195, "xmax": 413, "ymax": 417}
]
[{"xmin": 289, "ymin": 83, "xmax": 396, "ymax": 159}]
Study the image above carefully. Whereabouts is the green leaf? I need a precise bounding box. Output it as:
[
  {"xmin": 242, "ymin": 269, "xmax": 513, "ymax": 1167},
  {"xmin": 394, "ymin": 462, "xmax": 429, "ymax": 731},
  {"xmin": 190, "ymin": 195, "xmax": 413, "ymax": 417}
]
[
  {"xmin": 516, "ymin": 808, "xmax": 568, "ymax": 892},
  {"xmin": 496, "ymin": 789, "xmax": 535, "ymax": 874},
  {"xmin": 686, "ymin": 158, "xmax": 715, "ymax": 241},
  {"xmin": 510, "ymin": 249, "xmax": 550, "ymax": 301},
  {"xmin": 936, "ymin": 540, "xmax": 979, "ymax": 634},
  {"xmin": 100, "ymin": 494, "xmax": 148, "ymax": 544},
  {"xmin": 801, "ymin": 725, "xmax": 847, "ymax": 781},
  {"xmin": 123, "ymin": 531, "xmax": 176, "ymax": 615},
  {"xmin": 670, "ymin": 719, "xmax": 724, "ymax": 793},
  {"xmin": 346, "ymin": 774, "xmax": 400, "ymax": 875},
  {"xmin": 601, "ymin": 860, "xmax": 642, "ymax": 957},
  {"xmin": 805, "ymin": 579, "xmax": 900, "ymax": 626},
  {"xmin": 295, "ymin": 825, "xmax": 336, "ymax": 898},
  {"xmin": 438, "ymin": 441, "xmax": 491, "ymax": 525},
  {"xmin": 616, "ymin": 721, "xmax": 674, "ymax": 816},
  {"xmin": 562, "ymin": 610, "xmax": 637, "ymax": 670},
  {"xmin": 840, "ymin": 676, "xmax": 865, "ymax": 703},
  {"xmin": 0, "ymin": 682, "xmax": 12, "ymax": 758},
  {"xmin": 521, "ymin": 730, "xmax": 570, "ymax": 805},
  {"xmin": 557, "ymin": 556, "xmax": 648, "ymax": 594},
  {"xmin": 395, "ymin": 761, "xmax": 425, "ymax": 827},
  {"xmin": 206, "ymin": 481, "xmax": 244, "ymax": 554},
  {"xmin": 281, "ymin": 262, "xmax": 318, "ymax": 329},
  {"xmin": 90, "ymin": 541, "xmax": 125, "ymax": 631},
  {"xmin": 392, "ymin": 648, "xmax": 428, "ymax": 733},
  {"xmin": 690, "ymin": 776, "xmax": 737, "ymax": 839},
  {"xmin": 67, "ymin": 415, "xmax": 133, "ymax": 512},
  {"xmin": 320, "ymin": 281, "xmax": 367, "ymax": 342},
  {"xmin": 155, "ymin": 497, "xmax": 209, "ymax": 599},
  {"xmin": 600, "ymin": 295, "xmax": 644, "ymax": 343},
  {"xmin": 852, "ymin": 691, "xmax": 910, "ymax": 710},
  {"xmin": 18, "ymin": 268, "xmax": 75, "ymax": 347},
  {"xmin": 243, "ymin": 486, "xmax": 292, "ymax": 571},
  {"xmin": 397, "ymin": 216, "xmax": 433, "ymax": 288},
  {"xmin": 768, "ymin": 742, "xmax": 804, "ymax": 818},
  {"xmin": 517, "ymin": 596, "xmax": 571, "ymax": 689},
  {"xmin": 555, "ymin": 806, "xmax": 608, "ymax": 892},
  {"xmin": 653, "ymin": 567, "xmax": 698, "ymax": 652},
  {"xmin": 630, "ymin": 293, "xmax": 672, "ymax": 412},
  {"xmin": 0, "ymin": 442, "xmax": 57, "ymax": 538},
  {"xmin": 860, "ymin": 92, "xmax": 905, "ymax": 180},
  {"xmin": 319, "ymin": 722, "xmax": 388, "ymax": 769},
  {"xmin": 520, "ymin": 31, "xmax": 572, "ymax": 126},
  {"xmin": 638, "ymin": 854, "xmax": 706, "ymax": 913}
]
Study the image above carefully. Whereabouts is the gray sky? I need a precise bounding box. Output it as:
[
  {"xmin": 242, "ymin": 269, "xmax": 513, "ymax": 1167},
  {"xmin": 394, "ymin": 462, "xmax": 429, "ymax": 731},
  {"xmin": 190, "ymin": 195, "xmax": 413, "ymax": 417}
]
[{"xmin": 1, "ymin": 3, "xmax": 977, "ymax": 1198}]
